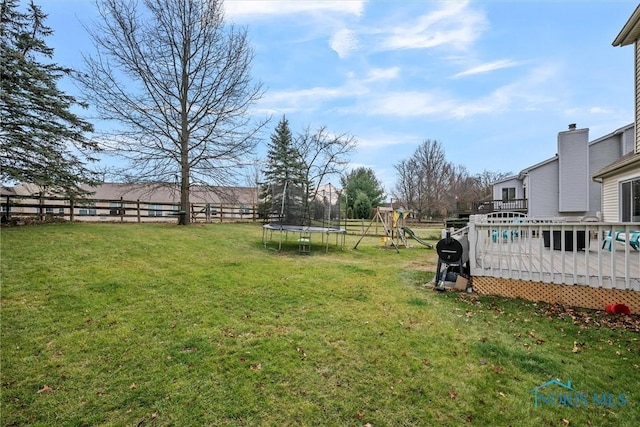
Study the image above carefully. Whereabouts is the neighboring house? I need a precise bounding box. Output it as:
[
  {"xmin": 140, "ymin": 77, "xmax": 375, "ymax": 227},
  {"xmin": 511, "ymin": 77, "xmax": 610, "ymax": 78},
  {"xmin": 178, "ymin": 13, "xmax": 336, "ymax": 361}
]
[
  {"xmin": 592, "ymin": 4, "xmax": 640, "ymax": 222},
  {"xmin": 1, "ymin": 182, "xmax": 259, "ymax": 222},
  {"xmin": 492, "ymin": 123, "xmax": 635, "ymax": 219}
]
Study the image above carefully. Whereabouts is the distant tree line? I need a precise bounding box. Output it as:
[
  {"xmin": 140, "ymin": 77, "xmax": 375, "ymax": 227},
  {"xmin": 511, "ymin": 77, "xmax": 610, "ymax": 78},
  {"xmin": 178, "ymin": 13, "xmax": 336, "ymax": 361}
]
[{"xmin": 392, "ymin": 140, "xmax": 511, "ymax": 220}]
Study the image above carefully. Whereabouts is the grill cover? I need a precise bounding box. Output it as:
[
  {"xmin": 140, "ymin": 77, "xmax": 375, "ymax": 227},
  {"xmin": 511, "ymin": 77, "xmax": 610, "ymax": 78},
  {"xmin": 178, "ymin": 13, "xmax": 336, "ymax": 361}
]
[{"xmin": 436, "ymin": 238, "xmax": 463, "ymax": 263}]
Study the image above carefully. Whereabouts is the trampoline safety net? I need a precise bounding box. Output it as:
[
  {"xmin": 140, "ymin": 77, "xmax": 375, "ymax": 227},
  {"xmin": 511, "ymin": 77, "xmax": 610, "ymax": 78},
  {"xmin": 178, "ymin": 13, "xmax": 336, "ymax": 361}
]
[{"xmin": 262, "ymin": 182, "xmax": 342, "ymax": 228}]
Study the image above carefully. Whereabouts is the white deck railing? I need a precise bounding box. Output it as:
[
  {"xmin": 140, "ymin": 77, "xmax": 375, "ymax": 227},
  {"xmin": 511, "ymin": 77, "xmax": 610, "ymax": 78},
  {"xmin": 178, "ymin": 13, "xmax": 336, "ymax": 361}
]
[{"xmin": 461, "ymin": 214, "xmax": 640, "ymax": 291}]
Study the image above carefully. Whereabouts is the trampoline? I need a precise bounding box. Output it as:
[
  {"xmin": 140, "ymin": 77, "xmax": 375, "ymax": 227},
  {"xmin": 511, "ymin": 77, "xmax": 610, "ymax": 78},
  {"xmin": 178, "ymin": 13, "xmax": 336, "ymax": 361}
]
[
  {"xmin": 261, "ymin": 181, "xmax": 346, "ymax": 253},
  {"xmin": 262, "ymin": 223, "xmax": 346, "ymax": 252}
]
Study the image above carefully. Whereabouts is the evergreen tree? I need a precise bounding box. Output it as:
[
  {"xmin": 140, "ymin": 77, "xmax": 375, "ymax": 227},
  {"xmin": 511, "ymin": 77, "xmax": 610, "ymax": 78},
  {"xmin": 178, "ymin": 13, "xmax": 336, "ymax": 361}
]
[
  {"xmin": 340, "ymin": 167, "xmax": 385, "ymax": 218},
  {"xmin": 353, "ymin": 190, "xmax": 372, "ymax": 219},
  {"xmin": 261, "ymin": 116, "xmax": 307, "ymax": 223},
  {"xmin": 0, "ymin": 0, "xmax": 99, "ymax": 195},
  {"xmin": 262, "ymin": 116, "xmax": 306, "ymax": 187}
]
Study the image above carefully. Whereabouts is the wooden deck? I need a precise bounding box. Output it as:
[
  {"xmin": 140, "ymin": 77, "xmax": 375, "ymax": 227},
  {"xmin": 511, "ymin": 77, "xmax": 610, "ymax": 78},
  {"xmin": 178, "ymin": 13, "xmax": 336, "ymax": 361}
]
[{"xmin": 472, "ymin": 234, "xmax": 640, "ymax": 291}]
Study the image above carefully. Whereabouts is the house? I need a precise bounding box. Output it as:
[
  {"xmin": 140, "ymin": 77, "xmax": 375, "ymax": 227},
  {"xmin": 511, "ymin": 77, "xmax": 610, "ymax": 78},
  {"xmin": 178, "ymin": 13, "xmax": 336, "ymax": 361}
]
[
  {"xmin": 592, "ymin": 4, "xmax": 640, "ymax": 222},
  {"xmin": 492, "ymin": 123, "xmax": 634, "ymax": 219},
  {"xmin": 1, "ymin": 182, "xmax": 259, "ymax": 223},
  {"xmin": 461, "ymin": 5, "xmax": 640, "ymax": 313}
]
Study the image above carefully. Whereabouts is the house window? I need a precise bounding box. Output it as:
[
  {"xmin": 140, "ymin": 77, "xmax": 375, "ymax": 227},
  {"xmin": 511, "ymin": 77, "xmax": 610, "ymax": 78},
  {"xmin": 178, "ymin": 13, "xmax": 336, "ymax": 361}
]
[
  {"xmin": 44, "ymin": 207, "xmax": 63, "ymax": 215},
  {"xmin": 620, "ymin": 178, "xmax": 640, "ymax": 222},
  {"xmin": 501, "ymin": 187, "xmax": 516, "ymax": 201},
  {"xmin": 109, "ymin": 202, "xmax": 122, "ymax": 216},
  {"xmin": 79, "ymin": 203, "xmax": 96, "ymax": 216},
  {"xmin": 148, "ymin": 204, "xmax": 163, "ymax": 217}
]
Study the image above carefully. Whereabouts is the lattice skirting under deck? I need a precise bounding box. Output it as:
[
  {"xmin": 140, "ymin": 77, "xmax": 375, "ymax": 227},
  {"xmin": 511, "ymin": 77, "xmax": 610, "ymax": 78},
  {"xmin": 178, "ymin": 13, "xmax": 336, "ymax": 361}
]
[{"xmin": 472, "ymin": 276, "xmax": 640, "ymax": 314}]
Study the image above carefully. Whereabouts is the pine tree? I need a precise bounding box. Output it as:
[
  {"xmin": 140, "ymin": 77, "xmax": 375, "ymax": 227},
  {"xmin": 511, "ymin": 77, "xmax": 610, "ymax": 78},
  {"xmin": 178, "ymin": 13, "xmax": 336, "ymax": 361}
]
[
  {"xmin": 262, "ymin": 116, "xmax": 306, "ymax": 187},
  {"xmin": 0, "ymin": 0, "xmax": 99, "ymax": 195},
  {"xmin": 261, "ymin": 116, "xmax": 307, "ymax": 223}
]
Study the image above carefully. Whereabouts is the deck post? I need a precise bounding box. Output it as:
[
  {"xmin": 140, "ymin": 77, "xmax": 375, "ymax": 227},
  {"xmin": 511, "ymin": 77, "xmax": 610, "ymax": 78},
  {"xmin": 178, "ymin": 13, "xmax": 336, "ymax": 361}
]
[{"xmin": 468, "ymin": 215, "xmax": 478, "ymax": 273}]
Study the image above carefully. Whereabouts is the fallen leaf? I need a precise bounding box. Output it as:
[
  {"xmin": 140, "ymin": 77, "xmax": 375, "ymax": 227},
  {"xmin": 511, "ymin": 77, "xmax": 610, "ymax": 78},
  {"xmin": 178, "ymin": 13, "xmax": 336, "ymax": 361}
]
[
  {"xmin": 37, "ymin": 385, "xmax": 53, "ymax": 394},
  {"xmin": 572, "ymin": 342, "xmax": 579, "ymax": 353},
  {"xmin": 562, "ymin": 418, "xmax": 570, "ymax": 426},
  {"xmin": 250, "ymin": 363, "xmax": 262, "ymax": 371},
  {"xmin": 449, "ymin": 389, "xmax": 458, "ymax": 399},
  {"xmin": 498, "ymin": 392, "xmax": 506, "ymax": 397},
  {"xmin": 296, "ymin": 347, "xmax": 307, "ymax": 360},
  {"xmin": 129, "ymin": 383, "xmax": 138, "ymax": 390}
]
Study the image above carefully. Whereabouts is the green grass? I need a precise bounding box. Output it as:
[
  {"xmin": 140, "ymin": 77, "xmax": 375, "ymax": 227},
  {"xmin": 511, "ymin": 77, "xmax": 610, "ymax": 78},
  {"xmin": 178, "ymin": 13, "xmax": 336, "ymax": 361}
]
[{"xmin": 1, "ymin": 222, "xmax": 638, "ymax": 426}]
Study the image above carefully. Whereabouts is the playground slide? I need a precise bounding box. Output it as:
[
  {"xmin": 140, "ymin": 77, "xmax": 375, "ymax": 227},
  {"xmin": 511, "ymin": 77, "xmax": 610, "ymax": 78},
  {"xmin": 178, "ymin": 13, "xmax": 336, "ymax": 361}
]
[{"xmin": 401, "ymin": 227, "xmax": 433, "ymax": 248}]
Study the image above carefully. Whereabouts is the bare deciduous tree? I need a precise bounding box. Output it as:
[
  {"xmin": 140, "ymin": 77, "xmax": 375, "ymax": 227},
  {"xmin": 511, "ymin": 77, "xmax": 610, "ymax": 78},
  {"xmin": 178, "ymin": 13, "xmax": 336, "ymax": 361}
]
[
  {"xmin": 78, "ymin": 0, "xmax": 267, "ymax": 224},
  {"xmin": 393, "ymin": 138, "xmax": 514, "ymax": 219},
  {"xmin": 295, "ymin": 126, "xmax": 355, "ymax": 220},
  {"xmin": 398, "ymin": 139, "xmax": 453, "ymax": 219},
  {"xmin": 296, "ymin": 126, "xmax": 355, "ymax": 199}
]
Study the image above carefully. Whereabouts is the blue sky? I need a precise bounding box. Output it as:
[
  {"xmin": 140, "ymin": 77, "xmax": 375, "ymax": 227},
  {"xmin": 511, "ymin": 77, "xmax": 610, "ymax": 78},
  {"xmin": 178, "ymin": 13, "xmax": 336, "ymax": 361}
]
[{"xmin": 42, "ymin": 0, "xmax": 636, "ymax": 193}]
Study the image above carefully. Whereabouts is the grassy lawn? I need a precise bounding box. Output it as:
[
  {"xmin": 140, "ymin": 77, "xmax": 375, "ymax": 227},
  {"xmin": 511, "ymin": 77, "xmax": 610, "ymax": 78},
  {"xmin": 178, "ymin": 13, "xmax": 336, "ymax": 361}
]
[{"xmin": 1, "ymin": 222, "xmax": 638, "ymax": 426}]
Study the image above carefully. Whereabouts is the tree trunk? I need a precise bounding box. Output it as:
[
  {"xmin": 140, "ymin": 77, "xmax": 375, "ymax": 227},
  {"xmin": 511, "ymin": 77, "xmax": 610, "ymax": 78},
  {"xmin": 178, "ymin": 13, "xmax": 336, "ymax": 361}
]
[{"xmin": 179, "ymin": 28, "xmax": 190, "ymax": 226}]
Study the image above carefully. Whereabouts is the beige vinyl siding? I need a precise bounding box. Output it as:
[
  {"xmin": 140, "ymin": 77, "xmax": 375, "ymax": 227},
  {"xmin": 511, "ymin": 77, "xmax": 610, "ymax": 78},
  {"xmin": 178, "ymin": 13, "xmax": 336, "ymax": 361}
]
[
  {"xmin": 601, "ymin": 168, "xmax": 640, "ymax": 222},
  {"xmin": 636, "ymin": 42, "xmax": 640, "ymax": 154},
  {"xmin": 601, "ymin": 179, "xmax": 619, "ymax": 222}
]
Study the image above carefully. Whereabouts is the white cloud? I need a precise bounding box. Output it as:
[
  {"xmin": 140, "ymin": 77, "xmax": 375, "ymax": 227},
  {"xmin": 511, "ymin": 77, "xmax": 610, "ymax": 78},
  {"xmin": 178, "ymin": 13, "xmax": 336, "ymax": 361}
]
[
  {"xmin": 452, "ymin": 59, "xmax": 520, "ymax": 78},
  {"xmin": 364, "ymin": 67, "xmax": 400, "ymax": 82},
  {"xmin": 258, "ymin": 84, "xmax": 365, "ymax": 113},
  {"xmin": 330, "ymin": 29, "xmax": 359, "ymax": 58},
  {"xmin": 257, "ymin": 69, "xmax": 399, "ymax": 113},
  {"xmin": 224, "ymin": 0, "xmax": 365, "ymax": 20},
  {"xmin": 451, "ymin": 65, "xmax": 561, "ymax": 118},
  {"xmin": 378, "ymin": 1, "xmax": 487, "ymax": 51},
  {"xmin": 357, "ymin": 90, "xmax": 456, "ymax": 117},
  {"xmin": 355, "ymin": 133, "xmax": 419, "ymax": 149},
  {"xmin": 336, "ymin": 63, "xmax": 562, "ymax": 120},
  {"xmin": 588, "ymin": 106, "xmax": 612, "ymax": 115}
]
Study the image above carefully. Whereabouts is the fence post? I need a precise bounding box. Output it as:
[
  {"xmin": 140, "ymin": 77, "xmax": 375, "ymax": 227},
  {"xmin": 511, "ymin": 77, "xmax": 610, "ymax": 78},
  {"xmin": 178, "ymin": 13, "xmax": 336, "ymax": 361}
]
[
  {"xmin": 206, "ymin": 203, "xmax": 211, "ymax": 223},
  {"xmin": 39, "ymin": 192, "xmax": 45, "ymax": 222},
  {"xmin": 220, "ymin": 203, "xmax": 223, "ymax": 223},
  {"xmin": 137, "ymin": 199, "xmax": 141, "ymax": 223},
  {"xmin": 4, "ymin": 195, "xmax": 11, "ymax": 222},
  {"xmin": 120, "ymin": 196, "xmax": 124, "ymax": 222},
  {"xmin": 70, "ymin": 198, "xmax": 75, "ymax": 222}
]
